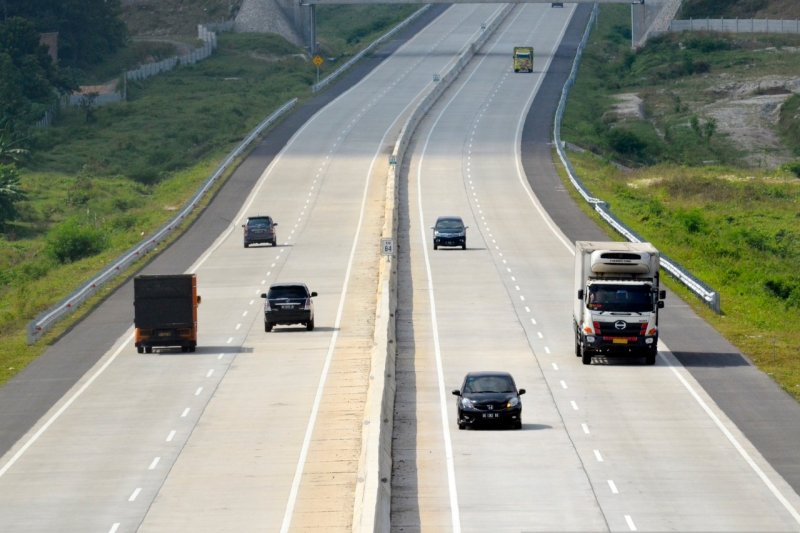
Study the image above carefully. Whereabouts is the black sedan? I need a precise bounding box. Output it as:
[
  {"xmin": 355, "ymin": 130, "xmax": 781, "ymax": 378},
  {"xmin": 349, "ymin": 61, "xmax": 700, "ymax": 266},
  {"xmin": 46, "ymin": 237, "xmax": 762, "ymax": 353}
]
[{"xmin": 452, "ymin": 371, "xmax": 525, "ymax": 429}]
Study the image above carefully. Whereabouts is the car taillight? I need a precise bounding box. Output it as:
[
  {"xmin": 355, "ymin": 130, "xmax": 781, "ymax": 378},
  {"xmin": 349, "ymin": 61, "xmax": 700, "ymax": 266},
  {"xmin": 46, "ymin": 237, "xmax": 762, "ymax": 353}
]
[
  {"xmin": 303, "ymin": 298, "xmax": 312, "ymax": 310},
  {"xmin": 265, "ymin": 300, "xmax": 273, "ymax": 311}
]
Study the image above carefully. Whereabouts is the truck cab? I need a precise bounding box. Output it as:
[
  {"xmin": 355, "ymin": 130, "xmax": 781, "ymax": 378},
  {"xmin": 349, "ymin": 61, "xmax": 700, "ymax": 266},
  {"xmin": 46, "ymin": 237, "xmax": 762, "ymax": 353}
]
[
  {"xmin": 513, "ymin": 46, "xmax": 534, "ymax": 73},
  {"xmin": 573, "ymin": 242, "xmax": 665, "ymax": 365}
]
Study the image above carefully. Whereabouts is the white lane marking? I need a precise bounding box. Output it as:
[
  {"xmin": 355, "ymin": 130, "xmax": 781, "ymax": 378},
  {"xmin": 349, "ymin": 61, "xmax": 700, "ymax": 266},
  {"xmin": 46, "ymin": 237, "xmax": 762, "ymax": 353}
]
[
  {"xmin": 625, "ymin": 515, "xmax": 637, "ymax": 531},
  {"xmin": 217, "ymin": 353, "xmax": 225, "ymax": 360},
  {"xmin": 544, "ymin": 346, "xmax": 551, "ymax": 354},
  {"xmin": 537, "ymin": 332, "xmax": 543, "ymax": 339},
  {"xmin": 109, "ymin": 523, "xmax": 120, "ymax": 533},
  {"xmin": 608, "ymin": 479, "xmax": 619, "ymax": 494},
  {"xmin": 519, "ymin": 295, "xmax": 525, "ymax": 302},
  {"xmin": 530, "ymin": 317, "xmax": 537, "ymax": 325},
  {"xmin": 248, "ymin": 300, "xmax": 254, "ymax": 305},
  {"xmin": 166, "ymin": 430, "xmax": 176, "ymax": 442},
  {"xmin": 552, "ymin": 363, "xmax": 559, "ymax": 371},
  {"xmin": 279, "ymin": 54, "xmax": 427, "ymax": 532},
  {"xmin": 206, "ymin": 369, "xmax": 214, "ymax": 378},
  {"xmin": 581, "ymin": 423, "xmax": 590, "ymax": 435},
  {"xmin": 226, "ymin": 337, "xmax": 233, "ymax": 344},
  {"xmin": 524, "ymin": 306, "xmax": 530, "ymax": 313},
  {"xmin": 665, "ymin": 354, "xmax": 800, "ymax": 524},
  {"xmin": 594, "ymin": 449, "xmax": 603, "ymax": 462},
  {"xmin": 570, "ymin": 401, "xmax": 579, "ymax": 411},
  {"xmin": 181, "ymin": 408, "xmax": 190, "ymax": 418},
  {"xmin": 148, "ymin": 457, "xmax": 160, "ymax": 470},
  {"xmin": 0, "ymin": 335, "xmax": 132, "ymax": 477},
  {"xmin": 560, "ymin": 380, "xmax": 567, "ymax": 389},
  {"xmin": 242, "ymin": 310, "xmax": 248, "ymax": 317},
  {"xmin": 128, "ymin": 488, "xmax": 141, "ymax": 502},
  {"xmin": 235, "ymin": 323, "xmax": 242, "ymax": 331},
  {"xmin": 254, "ymin": 289, "xmax": 261, "ymax": 295},
  {"xmin": 194, "ymin": 387, "xmax": 203, "ymax": 396}
]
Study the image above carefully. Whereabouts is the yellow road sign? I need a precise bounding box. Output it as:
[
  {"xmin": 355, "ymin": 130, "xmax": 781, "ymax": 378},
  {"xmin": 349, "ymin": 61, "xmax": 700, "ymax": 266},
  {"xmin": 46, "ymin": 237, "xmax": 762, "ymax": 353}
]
[{"xmin": 312, "ymin": 55, "xmax": 324, "ymax": 67}]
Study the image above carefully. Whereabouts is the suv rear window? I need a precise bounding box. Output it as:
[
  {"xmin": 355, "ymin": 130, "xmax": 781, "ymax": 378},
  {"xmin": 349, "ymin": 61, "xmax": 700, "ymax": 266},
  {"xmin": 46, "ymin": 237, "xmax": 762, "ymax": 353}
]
[
  {"xmin": 268, "ymin": 286, "xmax": 307, "ymax": 299},
  {"xmin": 248, "ymin": 218, "xmax": 272, "ymax": 228}
]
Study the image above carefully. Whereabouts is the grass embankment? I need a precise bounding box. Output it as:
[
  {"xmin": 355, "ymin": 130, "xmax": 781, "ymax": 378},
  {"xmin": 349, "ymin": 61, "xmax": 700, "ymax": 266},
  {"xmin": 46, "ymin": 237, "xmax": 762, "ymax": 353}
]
[
  {"xmin": 0, "ymin": 5, "xmax": 418, "ymax": 385},
  {"xmin": 561, "ymin": 5, "xmax": 800, "ymax": 400}
]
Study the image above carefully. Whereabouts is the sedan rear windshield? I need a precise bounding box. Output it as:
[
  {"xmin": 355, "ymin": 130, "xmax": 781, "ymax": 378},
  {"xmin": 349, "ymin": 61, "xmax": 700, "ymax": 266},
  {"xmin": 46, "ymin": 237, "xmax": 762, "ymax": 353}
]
[{"xmin": 248, "ymin": 219, "xmax": 271, "ymax": 229}]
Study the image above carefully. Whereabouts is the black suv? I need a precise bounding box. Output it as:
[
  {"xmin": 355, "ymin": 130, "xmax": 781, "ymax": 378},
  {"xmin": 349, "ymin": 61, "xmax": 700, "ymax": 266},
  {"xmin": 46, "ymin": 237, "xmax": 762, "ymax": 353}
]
[
  {"xmin": 243, "ymin": 216, "xmax": 277, "ymax": 247},
  {"xmin": 432, "ymin": 216, "xmax": 468, "ymax": 250},
  {"xmin": 261, "ymin": 283, "xmax": 317, "ymax": 332}
]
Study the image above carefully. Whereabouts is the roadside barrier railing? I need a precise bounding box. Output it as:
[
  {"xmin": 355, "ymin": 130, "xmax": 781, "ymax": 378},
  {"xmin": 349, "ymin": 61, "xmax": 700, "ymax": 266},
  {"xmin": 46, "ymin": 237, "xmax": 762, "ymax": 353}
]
[{"xmin": 554, "ymin": 4, "xmax": 721, "ymax": 313}]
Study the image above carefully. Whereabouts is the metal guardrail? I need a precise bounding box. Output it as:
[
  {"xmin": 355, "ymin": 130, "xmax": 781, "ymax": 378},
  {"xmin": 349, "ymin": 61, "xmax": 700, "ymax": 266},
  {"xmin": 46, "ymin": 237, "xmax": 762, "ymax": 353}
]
[
  {"xmin": 26, "ymin": 5, "xmax": 447, "ymax": 344},
  {"xmin": 27, "ymin": 98, "xmax": 298, "ymax": 344},
  {"xmin": 553, "ymin": 4, "xmax": 721, "ymax": 314}
]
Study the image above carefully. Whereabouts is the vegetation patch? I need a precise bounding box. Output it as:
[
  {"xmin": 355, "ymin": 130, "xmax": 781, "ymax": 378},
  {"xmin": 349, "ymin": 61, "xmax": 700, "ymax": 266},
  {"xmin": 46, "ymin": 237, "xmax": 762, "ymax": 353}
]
[{"xmin": 561, "ymin": 4, "xmax": 800, "ymax": 400}]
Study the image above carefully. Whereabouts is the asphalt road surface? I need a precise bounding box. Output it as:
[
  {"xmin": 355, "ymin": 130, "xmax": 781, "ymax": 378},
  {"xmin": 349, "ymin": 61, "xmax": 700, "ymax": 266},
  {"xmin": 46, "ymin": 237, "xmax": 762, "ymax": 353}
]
[{"xmin": 1, "ymin": 3, "xmax": 799, "ymax": 532}]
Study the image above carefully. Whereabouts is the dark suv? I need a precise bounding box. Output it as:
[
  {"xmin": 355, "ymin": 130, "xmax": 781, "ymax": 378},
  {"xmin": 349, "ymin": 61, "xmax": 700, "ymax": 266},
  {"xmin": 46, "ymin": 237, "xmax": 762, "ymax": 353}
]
[
  {"xmin": 261, "ymin": 283, "xmax": 317, "ymax": 332},
  {"xmin": 432, "ymin": 216, "xmax": 468, "ymax": 250},
  {"xmin": 243, "ymin": 216, "xmax": 277, "ymax": 247}
]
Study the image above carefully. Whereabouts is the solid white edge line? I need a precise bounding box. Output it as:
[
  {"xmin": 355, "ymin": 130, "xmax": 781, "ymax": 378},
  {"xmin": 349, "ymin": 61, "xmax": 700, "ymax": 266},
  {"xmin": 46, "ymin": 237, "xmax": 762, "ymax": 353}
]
[
  {"xmin": 513, "ymin": 4, "xmax": 800, "ymax": 527},
  {"xmin": 664, "ymin": 352, "xmax": 800, "ymax": 524},
  {"xmin": 278, "ymin": 39, "xmax": 430, "ymax": 533},
  {"xmin": 0, "ymin": 334, "xmax": 132, "ymax": 478},
  {"xmin": 413, "ymin": 5, "xmax": 566, "ymax": 530}
]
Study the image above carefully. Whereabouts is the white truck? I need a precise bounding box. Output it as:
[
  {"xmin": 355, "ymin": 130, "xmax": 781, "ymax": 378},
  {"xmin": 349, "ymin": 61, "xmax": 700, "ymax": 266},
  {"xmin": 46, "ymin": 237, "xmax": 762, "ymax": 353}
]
[{"xmin": 573, "ymin": 241, "xmax": 665, "ymax": 365}]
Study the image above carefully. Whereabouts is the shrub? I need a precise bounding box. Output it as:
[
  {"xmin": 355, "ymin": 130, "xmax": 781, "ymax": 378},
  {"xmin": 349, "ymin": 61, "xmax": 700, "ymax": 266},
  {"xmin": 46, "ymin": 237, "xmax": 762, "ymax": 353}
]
[
  {"xmin": 607, "ymin": 128, "xmax": 649, "ymax": 162},
  {"xmin": 45, "ymin": 218, "xmax": 108, "ymax": 264},
  {"xmin": 782, "ymin": 160, "xmax": 800, "ymax": 178},
  {"xmin": 675, "ymin": 208, "xmax": 708, "ymax": 234}
]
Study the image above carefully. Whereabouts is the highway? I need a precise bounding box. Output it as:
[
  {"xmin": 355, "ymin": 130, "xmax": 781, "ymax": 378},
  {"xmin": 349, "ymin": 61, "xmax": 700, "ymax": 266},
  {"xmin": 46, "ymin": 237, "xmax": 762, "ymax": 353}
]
[
  {"xmin": 1, "ymin": 3, "xmax": 800, "ymax": 533},
  {"xmin": 391, "ymin": 3, "xmax": 800, "ymax": 532}
]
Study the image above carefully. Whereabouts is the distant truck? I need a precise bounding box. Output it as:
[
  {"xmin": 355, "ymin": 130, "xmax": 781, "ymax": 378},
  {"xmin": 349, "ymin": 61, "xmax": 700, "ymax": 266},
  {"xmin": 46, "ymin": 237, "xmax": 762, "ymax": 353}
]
[
  {"xmin": 573, "ymin": 241, "xmax": 665, "ymax": 366},
  {"xmin": 134, "ymin": 274, "xmax": 201, "ymax": 353},
  {"xmin": 513, "ymin": 46, "xmax": 533, "ymax": 73}
]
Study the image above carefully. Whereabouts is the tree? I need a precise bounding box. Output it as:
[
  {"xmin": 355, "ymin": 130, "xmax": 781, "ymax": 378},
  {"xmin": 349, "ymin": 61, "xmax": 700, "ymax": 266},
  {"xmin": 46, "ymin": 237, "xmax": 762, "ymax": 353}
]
[
  {"xmin": 0, "ymin": 16, "xmax": 73, "ymax": 136},
  {"xmin": 2, "ymin": 0, "xmax": 127, "ymax": 69}
]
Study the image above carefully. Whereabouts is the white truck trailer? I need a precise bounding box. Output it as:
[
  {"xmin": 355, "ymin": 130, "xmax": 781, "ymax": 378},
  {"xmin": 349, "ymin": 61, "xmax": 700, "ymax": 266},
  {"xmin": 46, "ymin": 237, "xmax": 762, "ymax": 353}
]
[{"xmin": 573, "ymin": 241, "xmax": 665, "ymax": 365}]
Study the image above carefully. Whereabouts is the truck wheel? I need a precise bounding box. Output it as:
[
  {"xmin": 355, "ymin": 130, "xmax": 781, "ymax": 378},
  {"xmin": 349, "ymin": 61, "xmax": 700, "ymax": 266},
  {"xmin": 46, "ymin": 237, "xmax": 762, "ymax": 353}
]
[
  {"xmin": 137, "ymin": 346, "xmax": 144, "ymax": 354},
  {"xmin": 244, "ymin": 242, "xmax": 249, "ymax": 248},
  {"xmin": 462, "ymin": 242, "xmax": 466, "ymax": 250},
  {"xmin": 575, "ymin": 340, "xmax": 581, "ymax": 357},
  {"xmin": 265, "ymin": 321, "xmax": 273, "ymax": 332},
  {"xmin": 581, "ymin": 348, "xmax": 592, "ymax": 365},
  {"xmin": 181, "ymin": 346, "xmax": 189, "ymax": 353},
  {"xmin": 306, "ymin": 318, "xmax": 315, "ymax": 331},
  {"xmin": 272, "ymin": 239, "xmax": 277, "ymax": 246},
  {"xmin": 434, "ymin": 243, "xmax": 438, "ymax": 250},
  {"xmin": 189, "ymin": 345, "xmax": 196, "ymax": 353},
  {"xmin": 145, "ymin": 346, "xmax": 153, "ymax": 354},
  {"xmin": 645, "ymin": 349, "xmax": 657, "ymax": 366}
]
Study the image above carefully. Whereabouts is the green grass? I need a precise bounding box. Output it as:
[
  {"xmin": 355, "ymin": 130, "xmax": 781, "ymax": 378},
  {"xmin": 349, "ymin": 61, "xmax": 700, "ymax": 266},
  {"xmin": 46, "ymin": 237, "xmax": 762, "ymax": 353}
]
[
  {"xmin": 563, "ymin": 5, "xmax": 800, "ymax": 168},
  {"xmin": 0, "ymin": 6, "xmax": 418, "ymax": 386},
  {"xmin": 559, "ymin": 4, "xmax": 800, "ymax": 400}
]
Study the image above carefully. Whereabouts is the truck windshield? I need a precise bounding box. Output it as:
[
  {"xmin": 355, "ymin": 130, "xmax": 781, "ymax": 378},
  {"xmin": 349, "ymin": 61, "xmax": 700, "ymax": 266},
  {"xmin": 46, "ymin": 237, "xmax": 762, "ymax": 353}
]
[{"xmin": 587, "ymin": 284, "xmax": 652, "ymax": 313}]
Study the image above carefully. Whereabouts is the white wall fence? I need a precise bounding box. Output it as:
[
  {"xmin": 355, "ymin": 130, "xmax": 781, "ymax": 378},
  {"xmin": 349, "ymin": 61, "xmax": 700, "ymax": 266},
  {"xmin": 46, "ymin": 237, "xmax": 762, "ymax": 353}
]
[
  {"xmin": 36, "ymin": 21, "xmax": 232, "ymax": 127},
  {"xmin": 669, "ymin": 18, "xmax": 800, "ymax": 34}
]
